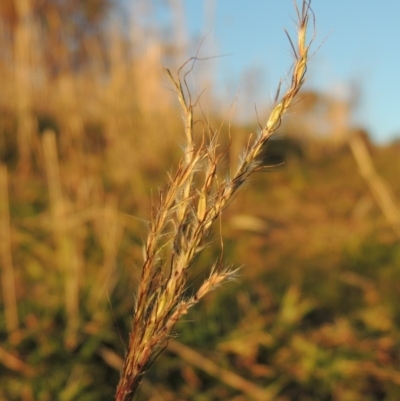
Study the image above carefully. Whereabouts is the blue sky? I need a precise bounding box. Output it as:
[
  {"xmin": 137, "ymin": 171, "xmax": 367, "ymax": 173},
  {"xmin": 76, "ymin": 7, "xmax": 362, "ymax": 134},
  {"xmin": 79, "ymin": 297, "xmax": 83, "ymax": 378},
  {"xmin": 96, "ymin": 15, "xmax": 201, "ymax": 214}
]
[{"xmin": 131, "ymin": 1, "xmax": 400, "ymax": 143}]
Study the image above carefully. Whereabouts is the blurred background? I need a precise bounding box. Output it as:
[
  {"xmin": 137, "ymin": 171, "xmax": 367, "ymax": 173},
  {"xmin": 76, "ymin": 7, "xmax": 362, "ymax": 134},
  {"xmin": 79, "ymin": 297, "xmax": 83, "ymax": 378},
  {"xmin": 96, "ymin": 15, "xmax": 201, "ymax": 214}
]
[{"xmin": 1, "ymin": 1, "xmax": 400, "ymax": 400}]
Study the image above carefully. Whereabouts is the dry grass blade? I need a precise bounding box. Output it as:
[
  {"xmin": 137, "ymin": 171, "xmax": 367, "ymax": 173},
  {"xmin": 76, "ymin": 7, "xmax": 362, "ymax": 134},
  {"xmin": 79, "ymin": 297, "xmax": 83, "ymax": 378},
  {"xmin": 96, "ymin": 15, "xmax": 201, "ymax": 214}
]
[
  {"xmin": 42, "ymin": 129, "xmax": 80, "ymax": 349},
  {"xmin": 0, "ymin": 165, "xmax": 19, "ymax": 339},
  {"xmin": 115, "ymin": 1, "xmax": 315, "ymax": 400},
  {"xmin": 349, "ymin": 133, "xmax": 400, "ymax": 238},
  {"xmin": 167, "ymin": 340, "xmax": 275, "ymax": 401}
]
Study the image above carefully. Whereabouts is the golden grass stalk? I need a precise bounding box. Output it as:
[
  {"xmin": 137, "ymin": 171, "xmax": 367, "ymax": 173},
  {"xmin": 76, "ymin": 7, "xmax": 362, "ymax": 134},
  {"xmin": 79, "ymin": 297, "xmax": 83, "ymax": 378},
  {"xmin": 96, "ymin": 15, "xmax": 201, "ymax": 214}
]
[
  {"xmin": 115, "ymin": 2, "xmax": 314, "ymax": 399},
  {"xmin": 168, "ymin": 340, "xmax": 275, "ymax": 400},
  {"xmin": 42, "ymin": 129, "xmax": 81, "ymax": 349},
  {"xmin": 0, "ymin": 164, "xmax": 19, "ymax": 339},
  {"xmin": 349, "ymin": 132, "xmax": 400, "ymax": 238},
  {"xmin": 14, "ymin": 0, "xmax": 36, "ymax": 176},
  {"xmin": 88, "ymin": 196, "xmax": 124, "ymax": 319}
]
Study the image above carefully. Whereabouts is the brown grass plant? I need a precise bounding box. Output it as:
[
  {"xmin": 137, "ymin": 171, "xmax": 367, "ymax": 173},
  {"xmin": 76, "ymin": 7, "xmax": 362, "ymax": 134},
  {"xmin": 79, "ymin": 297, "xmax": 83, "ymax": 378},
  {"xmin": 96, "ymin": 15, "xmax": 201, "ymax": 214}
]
[
  {"xmin": 167, "ymin": 340, "xmax": 275, "ymax": 400},
  {"xmin": 349, "ymin": 132, "xmax": 400, "ymax": 239},
  {"xmin": 115, "ymin": 1, "xmax": 315, "ymax": 400},
  {"xmin": 0, "ymin": 164, "xmax": 19, "ymax": 340}
]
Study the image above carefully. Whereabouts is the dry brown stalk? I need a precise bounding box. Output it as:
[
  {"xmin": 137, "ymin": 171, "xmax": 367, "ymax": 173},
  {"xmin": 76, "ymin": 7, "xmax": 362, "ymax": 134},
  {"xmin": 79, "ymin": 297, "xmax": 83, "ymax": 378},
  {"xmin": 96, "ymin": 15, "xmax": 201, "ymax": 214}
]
[
  {"xmin": 115, "ymin": 2, "xmax": 315, "ymax": 399},
  {"xmin": 167, "ymin": 340, "xmax": 273, "ymax": 401},
  {"xmin": 14, "ymin": 0, "xmax": 36, "ymax": 176},
  {"xmin": 349, "ymin": 133, "xmax": 400, "ymax": 239},
  {"xmin": 0, "ymin": 345, "xmax": 34, "ymax": 377},
  {"xmin": 0, "ymin": 164, "xmax": 19, "ymax": 338},
  {"xmin": 103, "ymin": 340, "xmax": 273, "ymax": 400}
]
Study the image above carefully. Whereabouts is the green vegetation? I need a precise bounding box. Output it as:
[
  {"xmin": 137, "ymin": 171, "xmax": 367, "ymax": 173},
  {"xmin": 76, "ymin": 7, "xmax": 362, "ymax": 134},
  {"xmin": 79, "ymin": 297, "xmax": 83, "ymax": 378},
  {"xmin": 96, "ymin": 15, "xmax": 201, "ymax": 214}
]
[{"xmin": 1, "ymin": 1, "xmax": 400, "ymax": 400}]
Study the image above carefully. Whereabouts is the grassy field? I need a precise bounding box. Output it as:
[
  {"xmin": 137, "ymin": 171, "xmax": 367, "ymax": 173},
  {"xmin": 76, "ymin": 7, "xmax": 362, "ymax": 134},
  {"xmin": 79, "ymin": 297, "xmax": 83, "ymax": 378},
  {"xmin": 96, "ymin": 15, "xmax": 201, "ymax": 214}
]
[{"xmin": 1, "ymin": 1, "xmax": 400, "ymax": 400}]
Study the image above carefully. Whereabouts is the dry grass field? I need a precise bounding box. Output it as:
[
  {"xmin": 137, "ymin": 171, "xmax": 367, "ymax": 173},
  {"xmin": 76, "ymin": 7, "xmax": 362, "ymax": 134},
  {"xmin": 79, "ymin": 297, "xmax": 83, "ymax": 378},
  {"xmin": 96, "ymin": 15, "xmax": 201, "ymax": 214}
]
[{"xmin": 1, "ymin": 1, "xmax": 400, "ymax": 400}]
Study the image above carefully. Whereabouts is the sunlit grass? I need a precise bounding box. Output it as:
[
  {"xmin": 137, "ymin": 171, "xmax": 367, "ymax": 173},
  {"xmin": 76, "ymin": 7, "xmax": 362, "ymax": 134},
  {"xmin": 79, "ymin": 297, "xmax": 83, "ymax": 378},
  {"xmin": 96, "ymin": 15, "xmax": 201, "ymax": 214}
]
[{"xmin": 1, "ymin": 1, "xmax": 400, "ymax": 400}]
